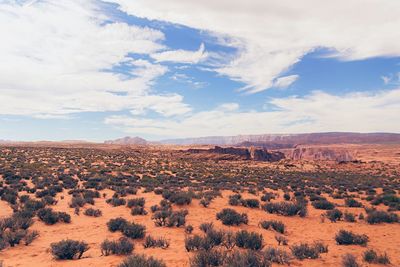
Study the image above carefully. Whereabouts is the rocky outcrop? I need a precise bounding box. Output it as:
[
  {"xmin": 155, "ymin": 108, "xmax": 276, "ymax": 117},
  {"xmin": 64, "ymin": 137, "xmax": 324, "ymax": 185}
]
[
  {"xmin": 249, "ymin": 147, "xmax": 285, "ymax": 161},
  {"xmin": 288, "ymin": 147, "xmax": 354, "ymax": 162},
  {"xmin": 186, "ymin": 146, "xmax": 285, "ymax": 162},
  {"xmin": 104, "ymin": 136, "xmax": 148, "ymax": 145}
]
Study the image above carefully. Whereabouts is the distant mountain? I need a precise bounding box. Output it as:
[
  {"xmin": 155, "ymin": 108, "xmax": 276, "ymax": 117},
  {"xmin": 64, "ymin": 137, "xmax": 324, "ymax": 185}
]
[
  {"xmin": 104, "ymin": 136, "xmax": 148, "ymax": 145},
  {"xmin": 161, "ymin": 132, "xmax": 400, "ymax": 146},
  {"xmin": 0, "ymin": 139, "xmax": 12, "ymax": 144}
]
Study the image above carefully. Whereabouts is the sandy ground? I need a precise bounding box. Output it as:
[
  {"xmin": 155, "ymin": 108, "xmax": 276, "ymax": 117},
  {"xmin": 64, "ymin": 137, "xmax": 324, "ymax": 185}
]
[{"xmin": 0, "ymin": 189, "xmax": 399, "ymax": 267}]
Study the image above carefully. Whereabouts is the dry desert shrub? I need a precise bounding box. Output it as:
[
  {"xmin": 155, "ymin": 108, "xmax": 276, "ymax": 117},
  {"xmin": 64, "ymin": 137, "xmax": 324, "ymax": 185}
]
[
  {"xmin": 50, "ymin": 239, "xmax": 89, "ymax": 260},
  {"xmin": 118, "ymin": 254, "xmax": 166, "ymax": 267}
]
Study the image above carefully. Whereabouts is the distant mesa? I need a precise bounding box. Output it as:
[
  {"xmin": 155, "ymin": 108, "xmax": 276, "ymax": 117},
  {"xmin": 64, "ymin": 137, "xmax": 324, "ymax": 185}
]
[
  {"xmin": 162, "ymin": 132, "xmax": 400, "ymax": 146},
  {"xmin": 186, "ymin": 146, "xmax": 285, "ymax": 162},
  {"xmin": 104, "ymin": 136, "xmax": 148, "ymax": 145}
]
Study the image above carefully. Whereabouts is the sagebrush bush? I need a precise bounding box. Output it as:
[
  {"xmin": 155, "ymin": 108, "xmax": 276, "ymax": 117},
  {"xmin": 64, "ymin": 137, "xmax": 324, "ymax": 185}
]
[
  {"xmin": 122, "ymin": 222, "xmax": 146, "ymax": 239},
  {"xmin": 23, "ymin": 230, "xmax": 39, "ymax": 245},
  {"xmin": 185, "ymin": 234, "xmax": 204, "ymax": 252},
  {"xmin": 37, "ymin": 208, "xmax": 70, "ymax": 225},
  {"xmin": 118, "ymin": 254, "xmax": 166, "ymax": 267},
  {"xmin": 263, "ymin": 246, "xmax": 291, "ymax": 265},
  {"xmin": 313, "ymin": 241, "xmax": 328, "ymax": 253},
  {"xmin": 127, "ymin": 198, "xmax": 145, "ymax": 208},
  {"xmin": 37, "ymin": 208, "xmax": 59, "ymax": 225},
  {"xmin": 342, "ymin": 253, "xmax": 360, "ymax": 267},
  {"xmin": 345, "ymin": 198, "xmax": 362, "ymax": 207},
  {"xmin": 50, "ymin": 239, "xmax": 89, "ymax": 260},
  {"xmin": 290, "ymin": 242, "xmax": 327, "ymax": 260},
  {"xmin": 69, "ymin": 196, "xmax": 84, "ymax": 208},
  {"xmin": 190, "ymin": 249, "xmax": 225, "ymax": 267},
  {"xmin": 106, "ymin": 197, "xmax": 126, "ymax": 207},
  {"xmin": 344, "ymin": 212, "xmax": 356, "ymax": 222},
  {"xmin": 225, "ymin": 250, "xmax": 270, "ymax": 267},
  {"xmin": 131, "ymin": 206, "xmax": 147, "ymax": 216},
  {"xmin": 206, "ymin": 229, "xmax": 225, "ymax": 247},
  {"xmin": 262, "ymin": 201, "xmax": 307, "ymax": 217},
  {"xmin": 143, "ymin": 235, "xmax": 169, "ymax": 249},
  {"xmin": 312, "ymin": 199, "xmax": 335, "ymax": 210},
  {"xmin": 235, "ymin": 230, "xmax": 263, "ymax": 250},
  {"xmin": 199, "ymin": 198, "xmax": 211, "ymax": 207},
  {"xmin": 259, "ymin": 220, "xmax": 285, "ymax": 234},
  {"xmin": 363, "ymin": 249, "xmax": 390, "ymax": 265},
  {"xmin": 107, "ymin": 217, "xmax": 128, "ymax": 232},
  {"xmin": 335, "ymin": 230, "xmax": 369, "ymax": 246},
  {"xmin": 261, "ymin": 192, "xmax": 275, "ymax": 202},
  {"xmin": 326, "ymin": 209, "xmax": 343, "ymax": 222},
  {"xmin": 275, "ymin": 235, "xmax": 288, "ymax": 246},
  {"xmin": 366, "ymin": 210, "xmax": 398, "ymax": 224},
  {"xmin": 199, "ymin": 222, "xmax": 214, "ymax": 233},
  {"xmin": 216, "ymin": 208, "xmax": 248, "ymax": 226},
  {"xmin": 241, "ymin": 198, "xmax": 260, "ymax": 208},
  {"xmin": 84, "ymin": 208, "xmax": 102, "ymax": 217},
  {"xmin": 3, "ymin": 229, "xmax": 26, "ymax": 247},
  {"xmin": 228, "ymin": 194, "xmax": 242, "ymax": 206},
  {"xmin": 58, "ymin": 212, "xmax": 71, "ymax": 223},
  {"xmin": 152, "ymin": 209, "xmax": 188, "ymax": 227},
  {"xmin": 167, "ymin": 191, "xmax": 192, "ymax": 205},
  {"xmin": 101, "ymin": 237, "xmax": 134, "ymax": 256}
]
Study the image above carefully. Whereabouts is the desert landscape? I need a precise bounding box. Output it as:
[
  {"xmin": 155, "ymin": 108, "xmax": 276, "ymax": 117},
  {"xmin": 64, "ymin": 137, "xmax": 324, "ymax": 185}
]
[
  {"xmin": 0, "ymin": 136, "xmax": 399, "ymax": 267},
  {"xmin": 1, "ymin": 1, "xmax": 400, "ymax": 266}
]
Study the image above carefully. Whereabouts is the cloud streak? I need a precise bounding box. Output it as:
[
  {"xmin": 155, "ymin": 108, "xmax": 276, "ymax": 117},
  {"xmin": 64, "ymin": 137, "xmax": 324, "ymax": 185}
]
[
  {"xmin": 105, "ymin": 88, "xmax": 400, "ymax": 138},
  {"xmin": 110, "ymin": 0, "xmax": 400, "ymax": 93}
]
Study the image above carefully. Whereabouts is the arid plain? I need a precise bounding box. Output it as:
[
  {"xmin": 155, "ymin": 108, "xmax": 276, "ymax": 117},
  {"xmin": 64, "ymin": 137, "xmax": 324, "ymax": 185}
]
[{"xmin": 0, "ymin": 143, "xmax": 399, "ymax": 267}]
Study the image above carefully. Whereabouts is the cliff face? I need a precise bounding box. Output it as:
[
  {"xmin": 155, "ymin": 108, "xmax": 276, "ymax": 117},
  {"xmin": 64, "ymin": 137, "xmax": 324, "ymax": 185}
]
[
  {"xmin": 104, "ymin": 136, "xmax": 147, "ymax": 145},
  {"xmin": 186, "ymin": 146, "xmax": 285, "ymax": 162},
  {"xmin": 162, "ymin": 133, "xmax": 400, "ymax": 146},
  {"xmin": 288, "ymin": 146, "xmax": 354, "ymax": 162}
]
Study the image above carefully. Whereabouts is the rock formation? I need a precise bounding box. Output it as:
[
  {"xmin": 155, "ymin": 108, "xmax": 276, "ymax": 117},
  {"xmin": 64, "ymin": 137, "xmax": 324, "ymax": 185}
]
[
  {"xmin": 186, "ymin": 146, "xmax": 285, "ymax": 162},
  {"xmin": 288, "ymin": 146, "xmax": 354, "ymax": 162}
]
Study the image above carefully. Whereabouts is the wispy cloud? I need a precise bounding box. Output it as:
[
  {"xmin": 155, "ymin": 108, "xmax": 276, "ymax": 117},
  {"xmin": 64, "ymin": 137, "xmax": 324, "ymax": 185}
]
[
  {"xmin": 105, "ymin": 88, "xmax": 400, "ymax": 137},
  {"xmin": 110, "ymin": 0, "xmax": 400, "ymax": 93},
  {"xmin": 152, "ymin": 43, "xmax": 208, "ymax": 64},
  {"xmin": 0, "ymin": 0, "xmax": 188, "ymax": 118}
]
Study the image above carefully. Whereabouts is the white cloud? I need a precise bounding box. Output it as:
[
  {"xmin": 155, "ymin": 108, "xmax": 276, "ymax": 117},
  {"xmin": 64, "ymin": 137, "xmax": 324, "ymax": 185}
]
[
  {"xmin": 152, "ymin": 43, "xmax": 207, "ymax": 64},
  {"xmin": 109, "ymin": 0, "xmax": 400, "ymax": 93},
  {"xmin": 381, "ymin": 73, "xmax": 400, "ymax": 86},
  {"xmin": 272, "ymin": 75, "xmax": 299, "ymax": 90},
  {"xmin": 129, "ymin": 94, "xmax": 191, "ymax": 117},
  {"xmin": 381, "ymin": 76, "xmax": 391, "ymax": 85},
  {"xmin": 105, "ymin": 88, "xmax": 400, "ymax": 137},
  {"xmin": 0, "ymin": 0, "xmax": 189, "ymax": 118}
]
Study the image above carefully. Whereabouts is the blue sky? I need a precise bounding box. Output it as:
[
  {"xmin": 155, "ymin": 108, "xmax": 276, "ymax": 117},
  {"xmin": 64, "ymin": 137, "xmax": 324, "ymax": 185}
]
[{"xmin": 0, "ymin": 0, "xmax": 399, "ymax": 141}]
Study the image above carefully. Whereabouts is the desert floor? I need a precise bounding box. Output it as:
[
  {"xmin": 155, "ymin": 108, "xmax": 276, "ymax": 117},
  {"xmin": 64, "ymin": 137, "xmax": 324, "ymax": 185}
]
[{"xmin": 0, "ymin": 189, "xmax": 399, "ymax": 267}]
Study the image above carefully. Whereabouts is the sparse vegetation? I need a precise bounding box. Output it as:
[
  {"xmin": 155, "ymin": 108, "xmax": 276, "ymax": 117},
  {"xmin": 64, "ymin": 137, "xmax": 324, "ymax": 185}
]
[
  {"xmin": 259, "ymin": 220, "xmax": 285, "ymax": 234},
  {"xmin": 50, "ymin": 239, "xmax": 89, "ymax": 260},
  {"xmin": 0, "ymin": 145, "xmax": 398, "ymax": 267},
  {"xmin": 335, "ymin": 230, "xmax": 369, "ymax": 246},
  {"xmin": 101, "ymin": 237, "xmax": 134, "ymax": 255},
  {"xmin": 118, "ymin": 254, "xmax": 166, "ymax": 267},
  {"xmin": 235, "ymin": 230, "xmax": 263, "ymax": 250},
  {"xmin": 342, "ymin": 253, "xmax": 360, "ymax": 267},
  {"xmin": 216, "ymin": 208, "xmax": 248, "ymax": 226}
]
